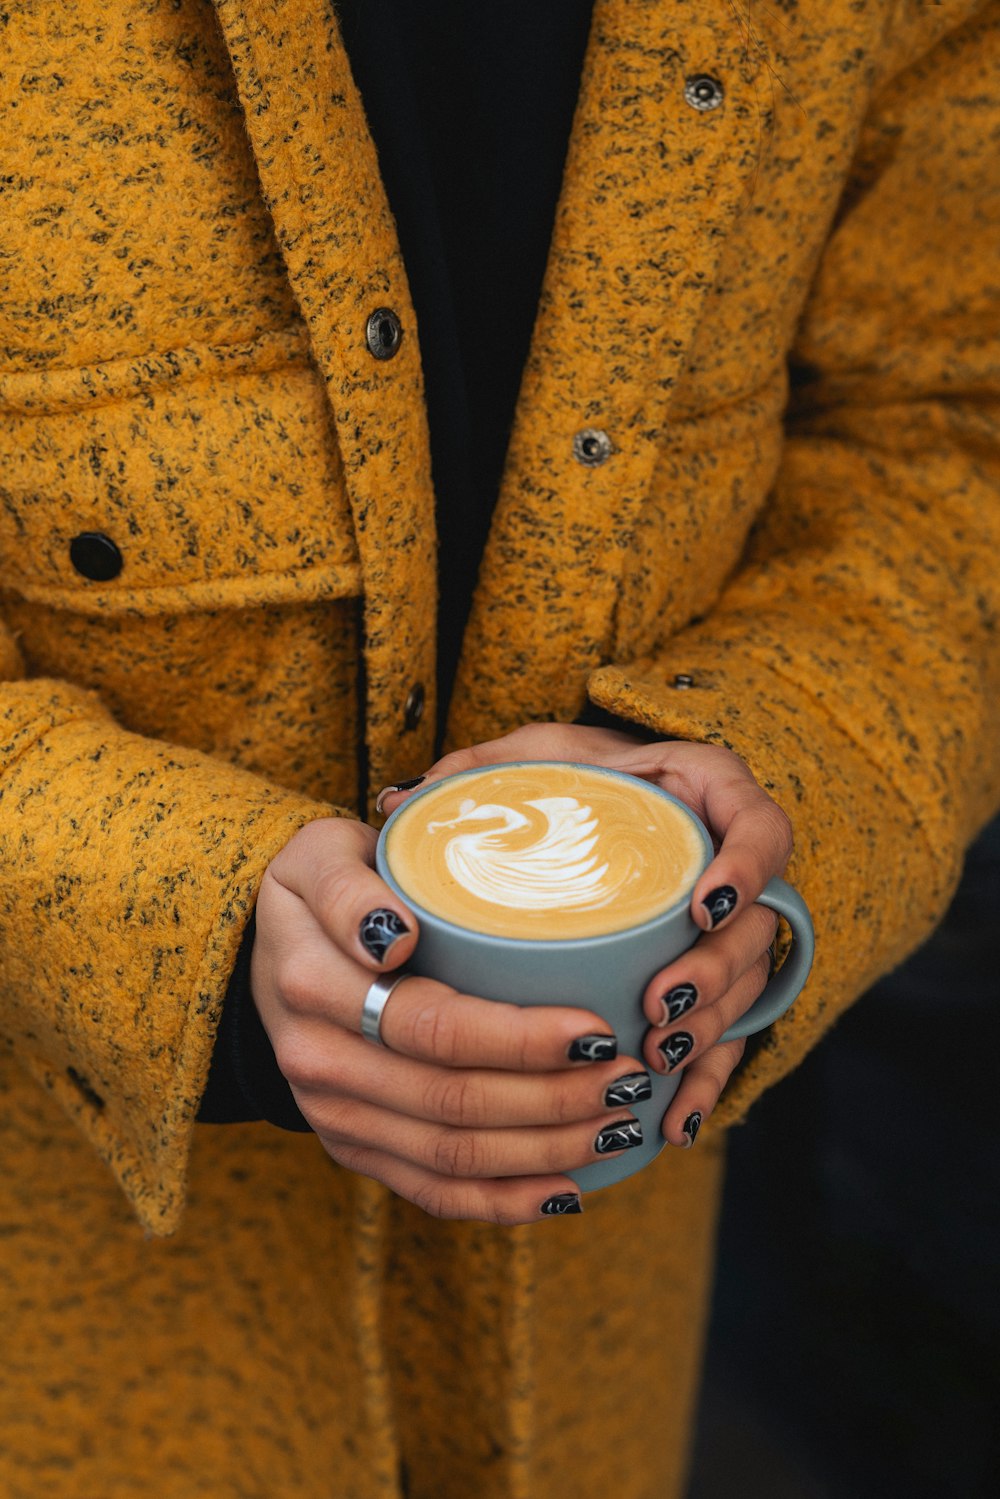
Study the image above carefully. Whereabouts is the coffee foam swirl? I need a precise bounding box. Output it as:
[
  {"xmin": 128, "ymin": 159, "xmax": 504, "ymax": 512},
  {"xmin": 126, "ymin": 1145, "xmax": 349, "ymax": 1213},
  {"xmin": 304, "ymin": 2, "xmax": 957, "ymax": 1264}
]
[
  {"xmin": 386, "ymin": 764, "xmax": 706, "ymax": 940},
  {"xmin": 428, "ymin": 795, "xmax": 626, "ymax": 912}
]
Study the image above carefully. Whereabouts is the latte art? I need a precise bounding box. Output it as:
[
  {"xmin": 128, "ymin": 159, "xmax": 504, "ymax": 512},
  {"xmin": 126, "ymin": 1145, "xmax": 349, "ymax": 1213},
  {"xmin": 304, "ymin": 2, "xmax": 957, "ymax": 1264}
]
[
  {"xmin": 429, "ymin": 795, "xmax": 629, "ymax": 912},
  {"xmin": 385, "ymin": 764, "xmax": 706, "ymax": 940}
]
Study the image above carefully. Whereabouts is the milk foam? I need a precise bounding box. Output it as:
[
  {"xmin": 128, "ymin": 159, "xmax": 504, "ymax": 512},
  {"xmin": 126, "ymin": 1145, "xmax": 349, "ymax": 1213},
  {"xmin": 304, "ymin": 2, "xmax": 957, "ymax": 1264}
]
[
  {"xmin": 428, "ymin": 794, "xmax": 627, "ymax": 912},
  {"xmin": 385, "ymin": 764, "xmax": 708, "ymax": 940}
]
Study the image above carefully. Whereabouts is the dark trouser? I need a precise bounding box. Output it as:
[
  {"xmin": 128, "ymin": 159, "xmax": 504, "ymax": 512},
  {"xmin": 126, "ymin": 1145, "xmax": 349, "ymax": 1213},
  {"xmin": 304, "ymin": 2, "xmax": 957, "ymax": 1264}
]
[{"xmin": 691, "ymin": 815, "xmax": 1000, "ymax": 1499}]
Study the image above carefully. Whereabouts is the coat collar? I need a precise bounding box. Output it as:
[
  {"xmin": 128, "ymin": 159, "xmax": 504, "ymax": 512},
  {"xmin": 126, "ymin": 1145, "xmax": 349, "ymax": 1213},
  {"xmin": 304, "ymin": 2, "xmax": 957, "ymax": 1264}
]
[{"xmin": 211, "ymin": 0, "xmax": 765, "ymax": 756}]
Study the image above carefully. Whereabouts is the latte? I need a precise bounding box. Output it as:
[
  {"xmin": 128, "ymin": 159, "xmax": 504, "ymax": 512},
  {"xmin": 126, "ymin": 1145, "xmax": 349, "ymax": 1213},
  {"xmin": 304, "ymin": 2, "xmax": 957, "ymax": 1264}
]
[{"xmin": 383, "ymin": 763, "xmax": 706, "ymax": 940}]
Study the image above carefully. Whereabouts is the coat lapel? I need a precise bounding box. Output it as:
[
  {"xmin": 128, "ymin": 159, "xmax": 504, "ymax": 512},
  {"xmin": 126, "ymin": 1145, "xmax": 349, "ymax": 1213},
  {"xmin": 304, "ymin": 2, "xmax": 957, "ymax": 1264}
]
[
  {"xmin": 210, "ymin": 0, "xmax": 438, "ymax": 802},
  {"xmin": 448, "ymin": 0, "xmax": 768, "ymax": 747}
]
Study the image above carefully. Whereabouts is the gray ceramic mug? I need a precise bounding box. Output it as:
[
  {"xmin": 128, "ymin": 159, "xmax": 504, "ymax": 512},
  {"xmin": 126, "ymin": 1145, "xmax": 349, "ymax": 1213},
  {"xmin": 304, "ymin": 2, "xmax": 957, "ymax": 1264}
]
[{"xmin": 376, "ymin": 762, "xmax": 814, "ymax": 1192}]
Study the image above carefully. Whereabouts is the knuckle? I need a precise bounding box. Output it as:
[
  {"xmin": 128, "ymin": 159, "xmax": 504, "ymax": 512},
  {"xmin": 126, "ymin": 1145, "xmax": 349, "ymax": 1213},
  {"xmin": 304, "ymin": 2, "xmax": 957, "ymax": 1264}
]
[
  {"xmin": 551, "ymin": 1082, "xmax": 578, "ymax": 1127},
  {"xmin": 409, "ymin": 999, "xmax": 462, "ymax": 1066},
  {"xmin": 274, "ymin": 957, "xmax": 322, "ymax": 1016},
  {"xmin": 485, "ymin": 1194, "xmax": 527, "ymax": 1228},
  {"xmin": 411, "ymin": 1179, "xmax": 454, "ymax": 1220},
  {"xmin": 718, "ymin": 1036, "xmax": 747, "ymax": 1074},
  {"xmin": 312, "ymin": 865, "xmax": 358, "ymax": 925},
  {"xmin": 309, "ymin": 1099, "xmax": 356, "ymax": 1142},
  {"xmin": 428, "ymin": 1071, "xmax": 484, "ymax": 1128},
  {"xmin": 432, "ymin": 1127, "xmax": 482, "ymax": 1178},
  {"xmin": 271, "ymin": 1032, "xmax": 319, "ymax": 1090},
  {"xmin": 503, "ymin": 1017, "xmax": 533, "ymax": 1072}
]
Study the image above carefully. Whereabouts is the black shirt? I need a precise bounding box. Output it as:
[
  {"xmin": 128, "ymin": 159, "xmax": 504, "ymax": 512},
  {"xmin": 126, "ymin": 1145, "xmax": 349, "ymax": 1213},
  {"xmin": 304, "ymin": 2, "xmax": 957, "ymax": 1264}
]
[{"xmin": 337, "ymin": 0, "xmax": 595, "ymax": 724}]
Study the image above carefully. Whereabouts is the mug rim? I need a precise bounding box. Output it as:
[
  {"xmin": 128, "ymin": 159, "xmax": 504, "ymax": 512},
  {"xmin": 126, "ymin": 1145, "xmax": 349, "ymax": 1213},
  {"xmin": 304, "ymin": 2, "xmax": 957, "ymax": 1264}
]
[{"xmin": 375, "ymin": 760, "xmax": 714, "ymax": 951}]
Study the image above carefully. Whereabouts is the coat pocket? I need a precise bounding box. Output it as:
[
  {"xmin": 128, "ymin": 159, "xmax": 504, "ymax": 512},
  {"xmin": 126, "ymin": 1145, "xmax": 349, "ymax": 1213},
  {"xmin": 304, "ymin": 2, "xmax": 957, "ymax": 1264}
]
[{"xmin": 0, "ymin": 328, "xmax": 362, "ymax": 616}]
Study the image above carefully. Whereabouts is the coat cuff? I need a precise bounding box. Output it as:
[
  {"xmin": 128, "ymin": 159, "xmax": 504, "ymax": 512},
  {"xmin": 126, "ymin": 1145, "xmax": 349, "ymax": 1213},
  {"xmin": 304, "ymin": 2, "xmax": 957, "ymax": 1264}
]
[
  {"xmin": 0, "ymin": 679, "xmax": 336, "ymax": 1233},
  {"xmin": 586, "ymin": 645, "xmax": 963, "ymax": 1129}
]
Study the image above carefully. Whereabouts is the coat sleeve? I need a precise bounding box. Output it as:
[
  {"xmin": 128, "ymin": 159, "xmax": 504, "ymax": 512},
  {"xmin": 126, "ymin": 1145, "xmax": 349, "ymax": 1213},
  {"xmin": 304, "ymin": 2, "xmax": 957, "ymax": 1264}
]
[
  {"xmin": 588, "ymin": 6, "xmax": 1000, "ymax": 1126},
  {"xmin": 0, "ymin": 635, "xmax": 336, "ymax": 1234}
]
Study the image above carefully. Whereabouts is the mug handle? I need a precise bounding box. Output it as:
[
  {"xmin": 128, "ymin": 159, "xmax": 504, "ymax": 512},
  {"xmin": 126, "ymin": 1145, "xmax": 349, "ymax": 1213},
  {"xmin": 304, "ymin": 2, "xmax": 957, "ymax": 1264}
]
[{"xmin": 718, "ymin": 877, "xmax": 815, "ymax": 1041}]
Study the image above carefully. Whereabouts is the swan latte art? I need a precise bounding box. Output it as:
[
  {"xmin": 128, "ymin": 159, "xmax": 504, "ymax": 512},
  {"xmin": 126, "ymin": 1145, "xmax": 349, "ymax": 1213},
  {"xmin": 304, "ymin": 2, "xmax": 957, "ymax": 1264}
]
[{"xmin": 384, "ymin": 764, "xmax": 706, "ymax": 940}]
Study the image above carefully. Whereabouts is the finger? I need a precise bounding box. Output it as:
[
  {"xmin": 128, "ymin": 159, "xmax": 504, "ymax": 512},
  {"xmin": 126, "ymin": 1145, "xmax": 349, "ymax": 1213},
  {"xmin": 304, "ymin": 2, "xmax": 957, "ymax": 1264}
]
[
  {"xmin": 375, "ymin": 721, "xmax": 629, "ymax": 818},
  {"xmin": 326, "ymin": 1142, "xmax": 586, "ymax": 1224},
  {"xmin": 690, "ymin": 783, "xmax": 793, "ymax": 931},
  {"xmin": 257, "ymin": 901, "xmax": 623, "ymax": 1072},
  {"xmin": 374, "ymin": 774, "xmax": 429, "ymax": 817},
  {"xmin": 643, "ymin": 950, "xmax": 771, "ymax": 1078},
  {"xmin": 267, "ymin": 818, "xmax": 420, "ymax": 971},
  {"xmin": 660, "ymin": 1037, "xmax": 747, "ymax": 1147},
  {"xmin": 274, "ymin": 1021, "xmax": 650, "ymax": 1129},
  {"xmin": 310, "ymin": 1094, "xmax": 644, "ymax": 1180},
  {"xmin": 364, "ymin": 972, "xmax": 622, "ymax": 1073},
  {"xmin": 640, "ymin": 903, "xmax": 779, "ymax": 1027},
  {"xmin": 375, "ymin": 738, "xmax": 509, "ymax": 819}
]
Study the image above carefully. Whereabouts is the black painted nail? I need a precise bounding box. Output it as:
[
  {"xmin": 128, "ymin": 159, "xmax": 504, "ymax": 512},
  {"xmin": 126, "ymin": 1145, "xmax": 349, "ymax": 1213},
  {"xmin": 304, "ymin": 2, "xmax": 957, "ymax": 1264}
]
[
  {"xmin": 702, "ymin": 885, "xmax": 738, "ymax": 927},
  {"xmin": 375, "ymin": 775, "xmax": 427, "ymax": 814},
  {"xmin": 540, "ymin": 1192, "xmax": 583, "ymax": 1216},
  {"xmin": 595, "ymin": 1119, "xmax": 643, "ymax": 1154},
  {"xmin": 658, "ymin": 1031, "xmax": 694, "ymax": 1071},
  {"xmin": 682, "ymin": 1111, "xmax": 703, "ymax": 1147},
  {"xmin": 359, "ymin": 908, "xmax": 410, "ymax": 963},
  {"xmin": 604, "ymin": 1072, "xmax": 652, "ymax": 1107},
  {"xmin": 658, "ymin": 983, "xmax": 698, "ymax": 1026},
  {"xmin": 568, "ymin": 1034, "xmax": 618, "ymax": 1063}
]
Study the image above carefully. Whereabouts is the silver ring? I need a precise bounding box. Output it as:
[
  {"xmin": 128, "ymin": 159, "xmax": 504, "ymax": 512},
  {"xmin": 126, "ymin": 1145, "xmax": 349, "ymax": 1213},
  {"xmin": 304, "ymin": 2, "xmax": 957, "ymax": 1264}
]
[{"xmin": 361, "ymin": 971, "xmax": 411, "ymax": 1047}]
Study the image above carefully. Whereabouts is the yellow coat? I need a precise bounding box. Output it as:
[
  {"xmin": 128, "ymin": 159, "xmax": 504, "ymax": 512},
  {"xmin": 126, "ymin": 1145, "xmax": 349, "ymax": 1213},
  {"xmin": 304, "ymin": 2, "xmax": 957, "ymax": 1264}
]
[{"xmin": 2, "ymin": 1, "xmax": 998, "ymax": 1495}]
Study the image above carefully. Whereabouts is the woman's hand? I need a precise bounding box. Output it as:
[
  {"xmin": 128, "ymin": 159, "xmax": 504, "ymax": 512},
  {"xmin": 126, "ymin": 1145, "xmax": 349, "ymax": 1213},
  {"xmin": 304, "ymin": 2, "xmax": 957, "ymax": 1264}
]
[
  {"xmin": 378, "ymin": 722, "xmax": 794, "ymax": 1148},
  {"xmin": 251, "ymin": 815, "xmax": 654, "ymax": 1223}
]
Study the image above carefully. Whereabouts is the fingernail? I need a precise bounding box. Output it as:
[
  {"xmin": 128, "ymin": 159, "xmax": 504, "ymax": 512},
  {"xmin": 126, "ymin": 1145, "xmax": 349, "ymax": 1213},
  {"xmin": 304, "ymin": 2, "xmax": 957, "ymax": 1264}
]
[
  {"xmin": 682, "ymin": 1111, "xmax": 703, "ymax": 1147},
  {"xmin": 540, "ymin": 1192, "xmax": 583, "ymax": 1216},
  {"xmin": 657, "ymin": 1031, "xmax": 694, "ymax": 1072},
  {"xmin": 604, "ymin": 1072, "xmax": 652, "ymax": 1107},
  {"xmin": 595, "ymin": 1119, "xmax": 643, "ymax": 1154},
  {"xmin": 568, "ymin": 1034, "xmax": 618, "ymax": 1063},
  {"xmin": 702, "ymin": 885, "xmax": 738, "ymax": 927},
  {"xmin": 359, "ymin": 908, "xmax": 410, "ymax": 963},
  {"xmin": 657, "ymin": 983, "xmax": 698, "ymax": 1027},
  {"xmin": 375, "ymin": 776, "xmax": 426, "ymax": 816}
]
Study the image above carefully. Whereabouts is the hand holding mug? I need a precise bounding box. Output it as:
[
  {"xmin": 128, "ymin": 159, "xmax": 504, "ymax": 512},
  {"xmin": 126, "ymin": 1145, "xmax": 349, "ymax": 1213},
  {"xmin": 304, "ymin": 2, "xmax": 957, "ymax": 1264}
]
[
  {"xmin": 378, "ymin": 723, "xmax": 813, "ymax": 1182},
  {"xmin": 251, "ymin": 722, "xmax": 812, "ymax": 1217},
  {"xmin": 251, "ymin": 814, "xmax": 657, "ymax": 1222}
]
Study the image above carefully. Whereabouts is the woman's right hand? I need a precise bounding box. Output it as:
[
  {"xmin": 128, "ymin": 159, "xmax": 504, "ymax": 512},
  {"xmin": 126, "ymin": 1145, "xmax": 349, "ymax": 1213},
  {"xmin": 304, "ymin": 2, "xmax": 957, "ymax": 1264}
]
[{"xmin": 251, "ymin": 817, "xmax": 649, "ymax": 1223}]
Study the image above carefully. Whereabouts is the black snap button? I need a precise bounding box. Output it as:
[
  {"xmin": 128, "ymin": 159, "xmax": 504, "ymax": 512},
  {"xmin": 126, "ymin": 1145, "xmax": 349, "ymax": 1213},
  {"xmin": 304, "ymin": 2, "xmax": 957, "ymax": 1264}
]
[
  {"xmin": 366, "ymin": 307, "xmax": 403, "ymax": 360},
  {"xmin": 573, "ymin": 428, "xmax": 613, "ymax": 467},
  {"xmin": 403, "ymin": 682, "xmax": 425, "ymax": 732},
  {"xmin": 69, "ymin": 532, "xmax": 123, "ymax": 581},
  {"xmin": 684, "ymin": 75, "xmax": 725, "ymax": 111}
]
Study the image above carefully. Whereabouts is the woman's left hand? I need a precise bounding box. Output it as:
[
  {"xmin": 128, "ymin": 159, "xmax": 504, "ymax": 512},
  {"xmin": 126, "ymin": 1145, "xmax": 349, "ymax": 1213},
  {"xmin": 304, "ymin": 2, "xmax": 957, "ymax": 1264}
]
[{"xmin": 378, "ymin": 722, "xmax": 793, "ymax": 1148}]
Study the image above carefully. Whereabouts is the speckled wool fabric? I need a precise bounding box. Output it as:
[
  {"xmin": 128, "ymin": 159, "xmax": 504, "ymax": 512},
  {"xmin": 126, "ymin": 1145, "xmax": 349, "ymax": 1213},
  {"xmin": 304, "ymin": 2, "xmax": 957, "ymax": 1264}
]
[{"xmin": 1, "ymin": 2, "xmax": 998, "ymax": 1496}]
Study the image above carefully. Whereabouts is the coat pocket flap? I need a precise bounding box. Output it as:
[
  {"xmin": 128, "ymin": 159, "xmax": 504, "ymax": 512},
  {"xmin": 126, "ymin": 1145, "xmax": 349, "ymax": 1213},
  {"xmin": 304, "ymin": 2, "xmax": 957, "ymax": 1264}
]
[{"xmin": 0, "ymin": 333, "xmax": 362, "ymax": 615}]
